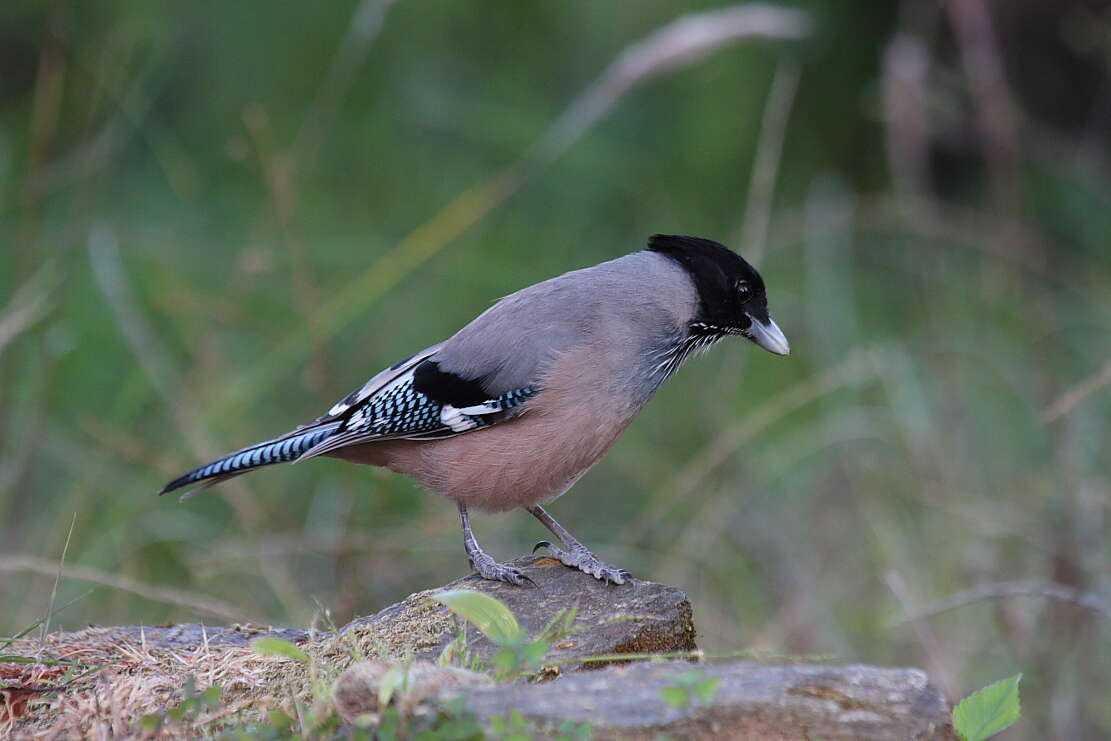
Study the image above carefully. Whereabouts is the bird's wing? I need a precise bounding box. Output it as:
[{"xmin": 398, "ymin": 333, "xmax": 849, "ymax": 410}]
[
  {"xmin": 299, "ymin": 269, "xmax": 603, "ymax": 461},
  {"xmin": 295, "ymin": 340, "xmax": 539, "ymax": 461},
  {"xmin": 292, "ymin": 341, "xmax": 446, "ymax": 431},
  {"xmin": 161, "ymin": 328, "xmax": 545, "ymax": 499}
]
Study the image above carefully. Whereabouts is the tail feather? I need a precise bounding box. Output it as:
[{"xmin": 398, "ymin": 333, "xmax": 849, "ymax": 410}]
[{"xmin": 159, "ymin": 423, "xmax": 341, "ymax": 497}]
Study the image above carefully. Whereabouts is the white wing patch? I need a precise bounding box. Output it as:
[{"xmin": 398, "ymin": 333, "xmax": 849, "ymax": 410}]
[
  {"xmin": 439, "ymin": 398, "xmax": 514, "ymax": 432},
  {"xmin": 439, "ymin": 405, "xmax": 480, "ymax": 433},
  {"xmin": 456, "ymin": 401, "xmax": 504, "ymax": 415}
]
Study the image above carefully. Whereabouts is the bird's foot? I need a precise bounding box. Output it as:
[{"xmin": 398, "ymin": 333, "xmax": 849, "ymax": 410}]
[
  {"xmin": 533, "ymin": 541, "xmax": 631, "ymax": 585},
  {"xmin": 469, "ymin": 553, "xmax": 535, "ymax": 587}
]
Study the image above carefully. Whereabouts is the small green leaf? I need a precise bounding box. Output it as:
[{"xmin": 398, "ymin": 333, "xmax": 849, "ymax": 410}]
[
  {"xmin": 136, "ymin": 714, "xmax": 162, "ymax": 732},
  {"xmin": 952, "ymin": 673, "xmax": 1022, "ymax": 741},
  {"xmin": 443, "ymin": 696, "xmax": 469, "ymax": 714},
  {"xmin": 379, "ymin": 706, "xmax": 400, "ymax": 740},
  {"xmin": 693, "ymin": 677, "xmax": 721, "ymax": 706},
  {"xmin": 199, "ymin": 684, "xmax": 222, "ymax": 709},
  {"xmin": 521, "ymin": 639, "xmax": 549, "ymax": 667},
  {"xmin": 434, "ymin": 590, "xmax": 522, "ymax": 646},
  {"xmin": 659, "ymin": 686, "xmax": 690, "ymax": 708},
  {"xmin": 556, "ymin": 719, "xmax": 593, "ymax": 740},
  {"xmin": 492, "ymin": 647, "xmax": 519, "ymax": 676},
  {"xmin": 378, "ymin": 664, "xmax": 408, "ymax": 708},
  {"xmin": 266, "ymin": 710, "xmax": 294, "ymax": 729},
  {"xmin": 251, "ymin": 636, "xmax": 310, "ymax": 663},
  {"xmin": 167, "ymin": 700, "xmax": 188, "ymax": 722},
  {"xmin": 508, "ymin": 709, "xmax": 530, "ymax": 731}
]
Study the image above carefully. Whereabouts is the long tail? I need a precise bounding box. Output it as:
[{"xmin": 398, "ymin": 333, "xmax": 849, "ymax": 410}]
[{"xmin": 159, "ymin": 422, "xmax": 341, "ymax": 499}]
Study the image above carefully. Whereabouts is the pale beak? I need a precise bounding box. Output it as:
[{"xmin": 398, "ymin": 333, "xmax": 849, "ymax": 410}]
[{"xmin": 747, "ymin": 316, "xmax": 790, "ymax": 356}]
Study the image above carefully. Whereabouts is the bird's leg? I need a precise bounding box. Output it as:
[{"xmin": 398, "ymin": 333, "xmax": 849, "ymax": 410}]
[
  {"xmin": 527, "ymin": 505, "xmax": 631, "ymax": 585},
  {"xmin": 458, "ymin": 503, "xmax": 534, "ymax": 586}
]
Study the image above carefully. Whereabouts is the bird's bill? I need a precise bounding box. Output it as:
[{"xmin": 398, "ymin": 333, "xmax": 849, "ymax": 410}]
[{"xmin": 747, "ymin": 316, "xmax": 790, "ymax": 356}]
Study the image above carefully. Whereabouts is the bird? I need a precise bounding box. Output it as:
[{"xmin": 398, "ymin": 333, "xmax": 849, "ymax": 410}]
[{"xmin": 161, "ymin": 234, "xmax": 789, "ymax": 586}]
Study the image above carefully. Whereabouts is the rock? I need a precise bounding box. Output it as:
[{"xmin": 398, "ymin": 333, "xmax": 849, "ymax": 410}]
[
  {"xmin": 101, "ymin": 623, "xmax": 311, "ymax": 648},
  {"xmin": 96, "ymin": 556, "xmax": 696, "ymax": 669},
  {"xmin": 332, "ymin": 660, "xmax": 957, "ymax": 741},
  {"xmin": 332, "ymin": 660, "xmax": 492, "ymax": 723},
  {"xmin": 458, "ymin": 661, "xmax": 958, "ymax": 740},
  {"xmin": 338, "ymin": 555, "xmax": 697, "ymax": 669},
  {"xmin": 8, "ymin": 556, "xmax": 957, "ymax": 741}
]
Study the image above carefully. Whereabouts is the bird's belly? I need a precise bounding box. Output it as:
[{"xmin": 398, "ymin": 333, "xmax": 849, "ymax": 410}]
[{"xmin": 336, "ymin": 405, "xmax": 634, "ymax": 512}]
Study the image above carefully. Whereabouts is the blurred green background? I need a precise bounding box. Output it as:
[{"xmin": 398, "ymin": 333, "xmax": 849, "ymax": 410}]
[{"xmin": 2, "ymin": 1, "xmax": 1109, "ymax": 738}]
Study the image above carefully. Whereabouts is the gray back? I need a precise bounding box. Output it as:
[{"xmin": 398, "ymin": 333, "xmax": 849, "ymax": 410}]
[{"xmin": 436, "ymin": 250, "xmax": 698, "ymax": 394}]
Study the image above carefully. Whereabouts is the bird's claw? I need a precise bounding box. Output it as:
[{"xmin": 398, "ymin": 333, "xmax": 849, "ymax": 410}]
[
  {"xmin": 544, "ymin": 544, "xmax": 631, "ymax": 585},
  {"xmin": 532, "ymin": 540, "xmax": 552, "ymax": 554},
  {"xmin": 469, "ymin": 554, "xmax": 536, "ymax": 587}
]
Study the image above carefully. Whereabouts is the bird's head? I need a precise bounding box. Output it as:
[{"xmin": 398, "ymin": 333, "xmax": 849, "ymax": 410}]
[{"xmin": 648, "ymin": 234, "xmax": 790, "ymax": 356}]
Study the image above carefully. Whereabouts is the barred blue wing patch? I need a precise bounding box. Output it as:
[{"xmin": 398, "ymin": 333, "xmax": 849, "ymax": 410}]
[
  {"xmin": 296, "ymin": 373, "xmax": 538, "ymax": 459},
  {"xmin": 342, "ymin": 374, "xmax": 447, "ymax": 437},
  {"xmin": 464, "ymin": 387, "xmax": 538, "ymax": 413}
]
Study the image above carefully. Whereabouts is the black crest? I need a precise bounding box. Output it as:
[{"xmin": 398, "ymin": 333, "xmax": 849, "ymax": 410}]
[{"xmin": 647, "ymin": 234, "xmax": 769, "ymax": 332}]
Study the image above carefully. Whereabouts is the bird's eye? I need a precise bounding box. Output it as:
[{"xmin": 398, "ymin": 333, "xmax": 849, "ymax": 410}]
[{"xmin": 737, "ymin": 282, "xmax": 751, "ymax": 299}]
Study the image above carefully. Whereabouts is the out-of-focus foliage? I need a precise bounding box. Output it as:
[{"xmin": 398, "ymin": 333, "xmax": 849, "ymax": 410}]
[{"xmin": 1, "ymin": 1, "xmax": 1108, "ymax": 738}]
